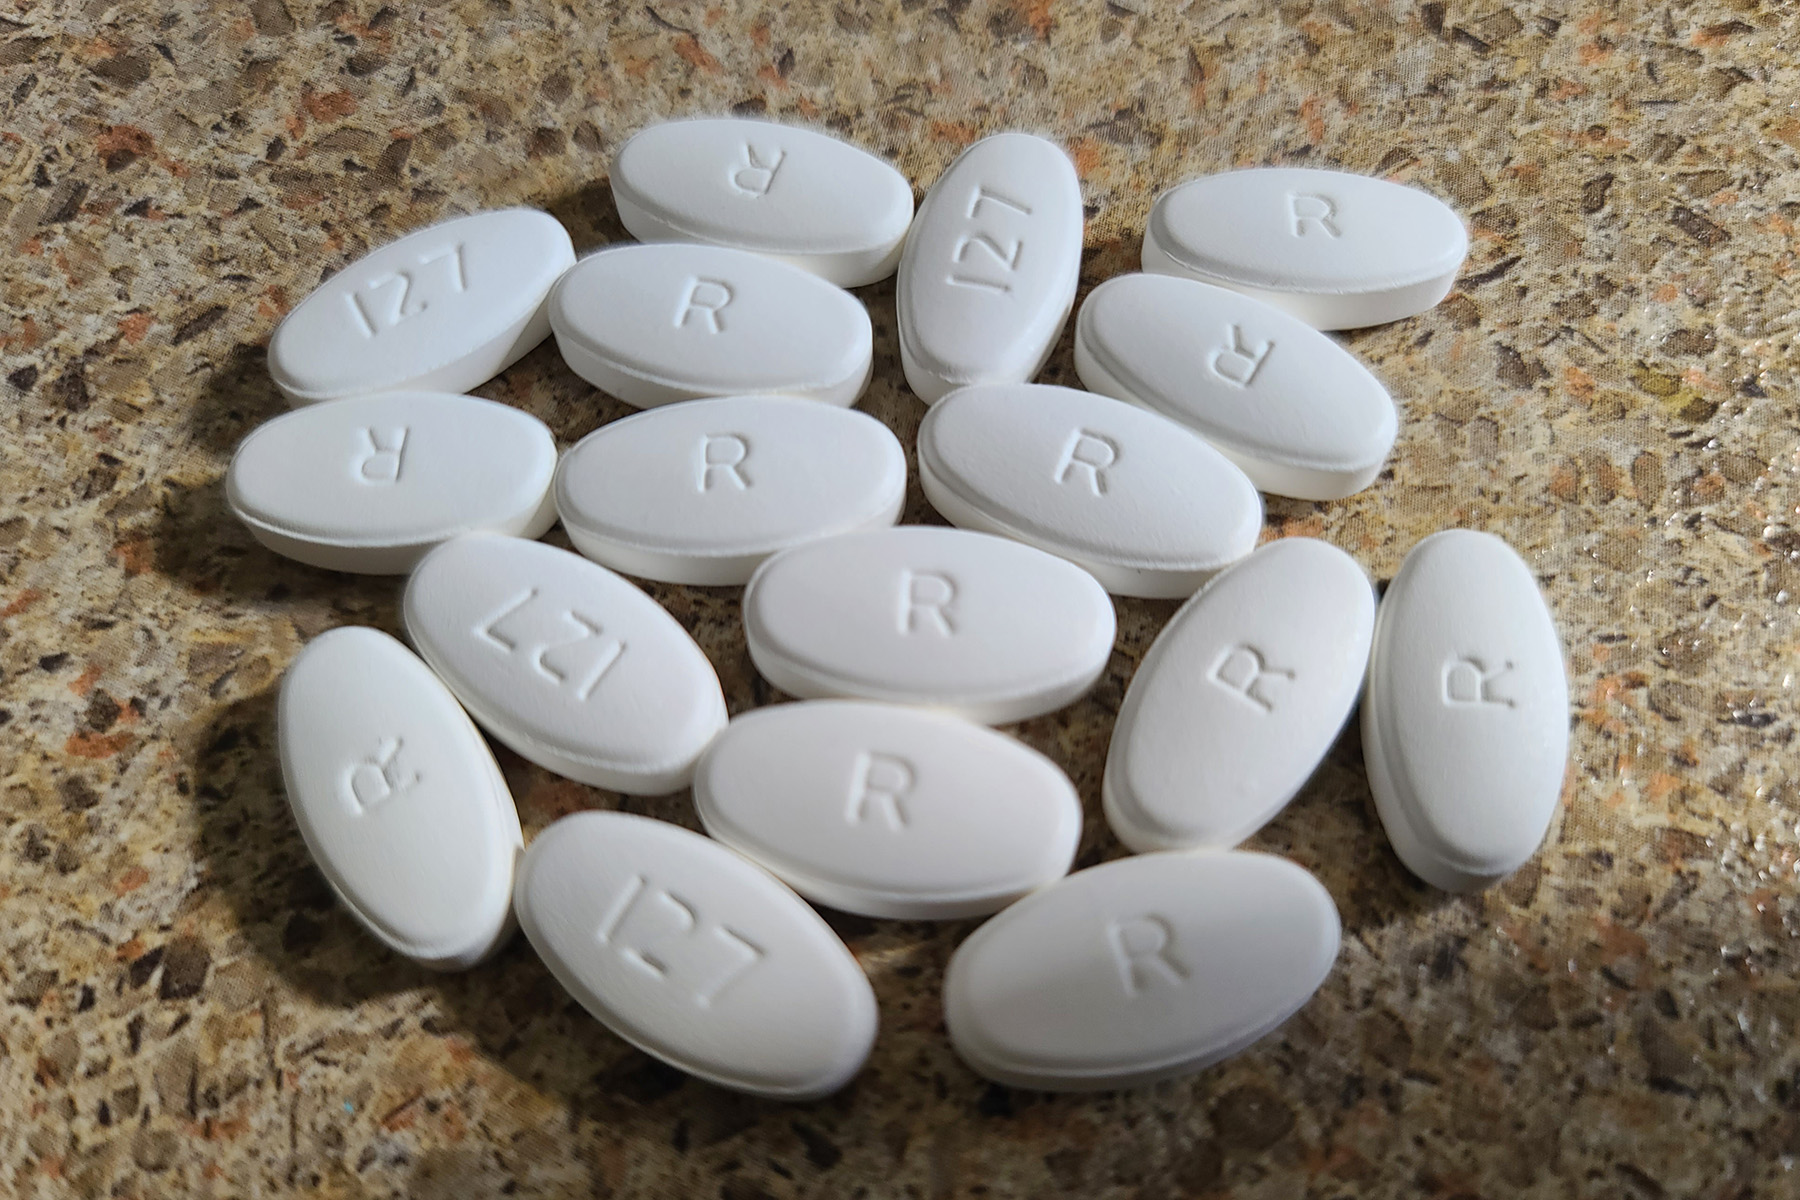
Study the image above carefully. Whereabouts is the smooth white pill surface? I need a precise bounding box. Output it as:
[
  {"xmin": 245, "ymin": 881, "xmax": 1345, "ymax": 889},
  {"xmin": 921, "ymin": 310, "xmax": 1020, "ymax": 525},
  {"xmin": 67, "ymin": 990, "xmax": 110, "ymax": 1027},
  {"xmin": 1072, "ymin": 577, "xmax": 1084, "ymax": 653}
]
[
  {"xmin": 269, "ymin": 208, "xmax": 575, "ymax": 406},
  {"xmin": 743, "ymin": 526, "xmax": 1115, "ymax": 724},
  {"xmin": 549, "ymin": 243, "xmax": 873, "ymax": 409},
  {"xmin": 556, "ymin": 395, "xmax": 905, "ymax": 585},
  {"xmin": 918, "ymin": 383, "xmax": 1262, "ymax": 598},
  {"xmin": 612, "ymin": 118, "xmax": 914, "ymax": 287},
  {"xmin": 515, "ymin": 811, "xmax": 877, "ymax": 1100},
  {"xmin": 403, "ymin": 535, "xmax": 727, "ymax": 794},
  {"xmin": 278, "ymin": 626, "xmax": 521, "ymax": 970},
  {"xmin": 694, "ymin": 701, "xmax": 1081, "ymax": 919},
  {"xmin": 896, "ymin": 132, "xmax": 1083, "ymax": 403},
  {"xmin": 1143, "ymin": 168, "xmax": 1467, "ymax": 330},
  {"xmin": 944, "ymin": 850, "xmax": 1340, "ymax": 1091},
  {"xmin": 227, "ymin": 392, "xmax": 557, "ymax": 575},
  {"xmin": 1104, "ymin": 538, "xmax": 1374, "ymax": 853},
  {"xmin": 1075, "ymin": 273, "xmax": 1397, "ymax": 500},
  {"xmin": 1363, "ymin": 530, "xmax": 1568, "ymax": 892}
]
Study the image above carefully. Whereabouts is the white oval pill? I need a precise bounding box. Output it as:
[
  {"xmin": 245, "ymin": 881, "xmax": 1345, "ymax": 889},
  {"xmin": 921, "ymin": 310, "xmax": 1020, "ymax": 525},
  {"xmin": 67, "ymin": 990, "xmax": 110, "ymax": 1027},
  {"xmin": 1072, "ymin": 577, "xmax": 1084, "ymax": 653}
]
[
  {"xmin": 278, "ymin": 626, "xmax": 521, "ymax": 970},
  {"xmin": 944, "ymin": 850, "xmax": 1339, "ymax": 1091},
  {"xmin": 556, "ymin": 395, "xmax": 905, "ymax": 586},
  {"xmin": 743, "ymin": 526, "xmax": 1115, "ymax": 724},
  {"xmin": 402, "ymin": 535, "xmax": 727, "ymax": 794},
  {"xmin": 227, "ymin": 392, "xmax": 557, "ymax": 575},
  {"xmin": 694, "ymin": 701, "xmax": 1081, "ymax": 919},
  {"xmin": 612, "ymin": 118, "xmax": 914, "ymax": 287},
  {"xmin": 1104, "ymin": 538, "xmax": 1374, "ymax": 853},
  {"xmin": 514, "ymin": 810, "xmax": 877, "ymax": 1100},
  {"xmin": 918, "ymin": 383, "xmax": 1262, "ymax": 598},
  {"xmin": 1363, "ymin": 530, "xmax": 1568, "ymax": 892},
  {"xmin": 549, "ymin": 243, "xmax": 873, "ymax": 409},
  {"xmin": 1143, "ymin": 168, "xmax": 1467, "ymax": 330},
  {"xmin": 1075, "ymin": 273, "xmax": 1397, "ymax": 500},
  {"xmin": 269, "ymin": 208, "xmax": 575, "ymax": 406},
  {"xmin": 896, "ymin": 132, "xmax": 1083, "ymax": 403}
]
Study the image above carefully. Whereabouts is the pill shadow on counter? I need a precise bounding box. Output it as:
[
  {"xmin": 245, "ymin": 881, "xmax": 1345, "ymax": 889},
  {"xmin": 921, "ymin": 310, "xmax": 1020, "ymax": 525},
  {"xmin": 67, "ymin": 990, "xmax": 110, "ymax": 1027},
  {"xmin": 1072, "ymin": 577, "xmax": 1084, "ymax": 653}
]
[
  {"xmin": 538, "ymin": 177, "xmax": 631, "ymax": 255},
  {"xmin": 1249, "ymin": 714, "xmax": 1469, "ymax": 940},
  {"xmin": 191, "ymin": 692, "xmax": 675, "ymax": 1102},
  {"xmin": 185, "ymin": 340, "xmax": 289, "ymax": 458},
  {"xmin": 152, "ymin": 337, "xmax": 402, "ymax": 609},
  {"xmin": 190, "ymin": 686, "xmax": 888, "ymax": 1130},
  {"xmin": 191, "ymin": 690, "xmax": 435, "ymax": 1007},
  {"xmin": 150, "ymin": 473, "xmax": 405, "ymax": 620}
]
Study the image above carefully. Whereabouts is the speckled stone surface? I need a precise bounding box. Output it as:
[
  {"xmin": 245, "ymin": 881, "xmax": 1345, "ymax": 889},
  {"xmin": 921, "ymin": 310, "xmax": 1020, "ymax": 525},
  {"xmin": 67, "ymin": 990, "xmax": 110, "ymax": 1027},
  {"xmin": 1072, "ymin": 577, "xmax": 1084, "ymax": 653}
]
[{"xmin": 2, "ymin": 1, "xmax": 1798, "ymax": 1196}]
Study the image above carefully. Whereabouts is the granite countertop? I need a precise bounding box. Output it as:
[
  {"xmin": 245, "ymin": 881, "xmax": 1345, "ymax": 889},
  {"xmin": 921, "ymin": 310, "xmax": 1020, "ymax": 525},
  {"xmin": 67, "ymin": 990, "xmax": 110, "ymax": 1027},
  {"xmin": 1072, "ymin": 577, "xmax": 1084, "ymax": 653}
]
[{"xmin": 3, "ymin": 1, "xmax": 1797, "ymax": 1196}]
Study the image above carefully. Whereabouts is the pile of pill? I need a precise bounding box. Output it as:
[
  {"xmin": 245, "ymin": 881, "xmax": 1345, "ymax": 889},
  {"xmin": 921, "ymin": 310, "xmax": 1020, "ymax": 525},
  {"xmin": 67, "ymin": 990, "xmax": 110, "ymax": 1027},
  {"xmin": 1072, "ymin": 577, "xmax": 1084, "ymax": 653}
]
[{"xmin": 236, "ymin": 117, "xmax": 1570, "ymax": 1099}]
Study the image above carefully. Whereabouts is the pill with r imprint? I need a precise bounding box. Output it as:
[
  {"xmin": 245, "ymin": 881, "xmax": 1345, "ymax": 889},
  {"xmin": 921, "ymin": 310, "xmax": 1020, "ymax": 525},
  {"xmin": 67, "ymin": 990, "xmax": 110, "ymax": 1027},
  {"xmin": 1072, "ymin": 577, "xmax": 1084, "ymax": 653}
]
[
  {"xmin": 943, "ymin": 850, "xmax": 1341, "ymax": 1091},
  {"xmin": 1103, "ymin": 537, "xmax": 1376, "ymax": 854},
  {"xmin": 1142, "ymin": 167, "xmax": 1467, "ymax": 330},
  {"xmin": 1075, "ymin": 272, "xmax": 1398, "ymax": 501},
  {"xmin": 227, "ymin": 391, "xmax": 557, "ymax": 575},
  {"xmin": 611, "ymin": 116, "xmax": 914, "ymax": 287},
  {"xmin": 555, "ymin": 394, "xmax": 905, "ymax": 586},
  {"xmin": 278, "ymin": 626, "xmax": 522, "ymax": 971},
  {"xmin": 742, "ymin": 526, "xmax": 1116, "ymax": 725},
  {"xmin": 549, "ymin": 242, "xmax": 873, "ymax": 409},
  {"xmin": 694, "ymin": 700, "xmax": 1081, "ymax": 919},
  {"xmin": 918, "ymin": 382, "xmax": 1262, "ymax": 598},
  {"xmin": 1362, "ymin": 529, "xmax": 1569, "ymax": 892}
]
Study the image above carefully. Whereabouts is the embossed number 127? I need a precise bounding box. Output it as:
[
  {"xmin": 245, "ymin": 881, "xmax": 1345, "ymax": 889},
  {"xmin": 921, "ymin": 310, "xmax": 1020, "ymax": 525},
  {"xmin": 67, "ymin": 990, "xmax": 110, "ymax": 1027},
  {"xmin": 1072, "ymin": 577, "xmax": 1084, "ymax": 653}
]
[
  {"xmin": 947, "ymin": 186, "xmax": 1032, "ymax": 294},
  {"xmin": 347, "ymin": 244, "xmax": 467, "ymax": 337}
]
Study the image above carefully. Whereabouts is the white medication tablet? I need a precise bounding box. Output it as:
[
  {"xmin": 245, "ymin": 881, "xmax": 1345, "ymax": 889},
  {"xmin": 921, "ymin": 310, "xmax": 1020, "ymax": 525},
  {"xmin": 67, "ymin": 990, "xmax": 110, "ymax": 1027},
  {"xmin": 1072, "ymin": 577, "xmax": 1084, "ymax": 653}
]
[
  {"xmin": 555, "ymin": 395, "xmax": 905, "ymax": 586},
  {"xmin": 1363, "ymin": 530, "xmax": 1568, "ymax": 892},
  {"xmin": 278, "ymin": 626, "xmax": 522, "ymax": 970},
  {"xmin": 227, "ymin": 392, "xmax": 557, "ymax": 575},
  {"xmin": 1075, "ymin": 273, "xmax": 1397, "ymax": 501},
  {"xmin": 403, "ymin": 535, "xmax": 727, "ymax": 794},
  {"xmin": 895, "ymin": 132, "xmax": 1083, "ymax": 403},
  {"xmin": 1104, "ymin": 538, "xmax": 1374, "ymax": 853},
  {"xmin": 1142, "ymin": 168, "xmax": 1467, "ymax": 330},
  {"xmin": 548, "ymin": 243, "xmax": 873, "ymax": 409},
  {"xmin": 269, "ymin": 208, "xmax": 575, "ymax": 406},
  {"xmin": 514, "ymin": 810, "xmax": 877, "ymax": 1100},
  {"xmin": 944, "ymin": 850, "xmax": 1340, "ymax": 1091},
  {"xmin": 917, "ymin": 383, "xmax": 1262, "ymax": 598},
  {"xmin": 743, "ymin": 526, "xmax": 1115, "ymax": 724},
  {"xmin": 693, "ymin": 701, "xmax": 1081, "ymax": 919},
  {"xmin": 612, "ymin": 117, "xmax": 914, "ymax": 287}
]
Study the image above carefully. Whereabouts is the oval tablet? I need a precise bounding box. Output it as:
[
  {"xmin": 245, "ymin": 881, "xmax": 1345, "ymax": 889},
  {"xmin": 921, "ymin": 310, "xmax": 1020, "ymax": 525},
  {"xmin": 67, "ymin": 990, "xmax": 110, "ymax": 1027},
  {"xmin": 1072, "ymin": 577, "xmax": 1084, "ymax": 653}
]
[
  {"xmin": 1104, "ymin": 538, "xmax": 1375, "ymax": 853},
  {"xmin": 612, "ymin": 118, "xmax": 914, "ymax": 287},
  {"xmin": 549, "ymin": 243, "xmax": 873, "ymax": 409},
  {"xmin": 227, "ymin": 392, "xmax": 557, "ymax": 575},
  {"xmin": 743, "ymin": 526, "xmax": 1115, "ymax": 724},
  {"xmin": 896, "ymin": 132, "xmax": 1083, "ymax": 403},
  {"xmin": 269, "ymin": 208, "xmax": 575, "ymax": 406},
  {"xmin": 944, "ymin": 850, "xmax": 1340, "ymax": 1091},
  {"xmin": 516, "ymin": 811, "xmax": 877, "ymax": 1099},
  {"xmin": 403, "ymin": 535, "xmax": 727, "ymax": 794},
  {"xmin": 278, "ymin": 626, "xmax": 521, "ymax": 970},
  {"xmin": 694, "ymin": 701, "xmax": 1081, "ymax": 919},
  {"xmin": 1075, "ymin": 273, "xmax": 1397, "ymax": 500},
  {"xmin": 1363, "ymin": 530, "xmax": 1568, "ymax": 892},
  {"xmin": 918, "ymin": 383, "xmax": 1262, "ymax": 598},
  {"xmin": 556, "ymin": 396, "xmax": 906, "ymax": 585},
  {"xmin": 1143, "ymin": 168, "xmax": 1467, "ymax": 330}
]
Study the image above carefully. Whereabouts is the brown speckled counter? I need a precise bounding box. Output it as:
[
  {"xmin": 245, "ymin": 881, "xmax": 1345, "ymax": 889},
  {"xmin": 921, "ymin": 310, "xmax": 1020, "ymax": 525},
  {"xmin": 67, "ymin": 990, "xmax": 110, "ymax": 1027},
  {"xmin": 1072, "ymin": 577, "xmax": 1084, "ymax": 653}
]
[{"xmin": 3, "ymin": 2, "xmax": 1798, "ymax": 1196}]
